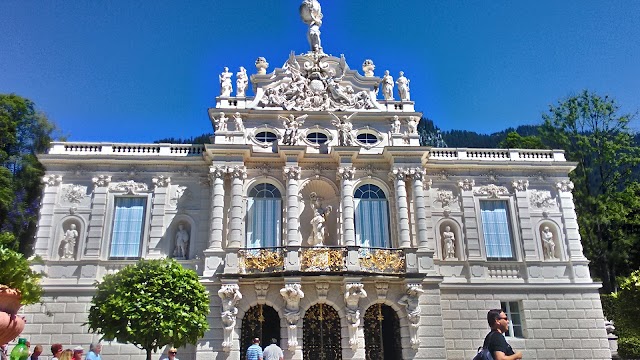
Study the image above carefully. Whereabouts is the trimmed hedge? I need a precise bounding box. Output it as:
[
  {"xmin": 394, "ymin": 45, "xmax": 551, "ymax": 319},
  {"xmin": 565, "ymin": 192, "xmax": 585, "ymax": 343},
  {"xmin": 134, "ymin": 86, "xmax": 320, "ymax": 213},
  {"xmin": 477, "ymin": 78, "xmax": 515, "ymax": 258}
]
[
  {"xmin": 618, "ymin": 336, "xmax": 640, "ymax": 359},
  {"xmin": 601, "ymin": 293, "xmax": 617, "ymax": 321}
]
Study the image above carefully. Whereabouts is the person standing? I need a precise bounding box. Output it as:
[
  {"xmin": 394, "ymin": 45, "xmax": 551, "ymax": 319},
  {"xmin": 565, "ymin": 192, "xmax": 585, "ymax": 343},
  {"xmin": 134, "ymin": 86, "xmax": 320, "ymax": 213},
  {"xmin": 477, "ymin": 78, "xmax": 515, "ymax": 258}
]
[
  {"xmin": 261, "ymin": 339, "xmax": 283, "ymax": 360},
  {"xmin": 245, "ymin": 338, "xmax": 262, "ymax": 360},
  {"xmin": 483, "ymin": 309, "xmax": 523, "ymax": 360},
  {"xmin": 166, "ymin": 347, "xmax": 179, "ymax": 360},
  {"xmin": 85, "ymin": 344, "xmax": 101, "ymax": 360},
  {"xmin": 50, "ymin": 344, "xmax": 63, "ymax": 360},
  {"xmin": 72, "ymin": 347, "xmax": 83, "ymax": 360},
  {"xmin": 29, "ymin": 346, "xmax": 42, "ymax": 360}
]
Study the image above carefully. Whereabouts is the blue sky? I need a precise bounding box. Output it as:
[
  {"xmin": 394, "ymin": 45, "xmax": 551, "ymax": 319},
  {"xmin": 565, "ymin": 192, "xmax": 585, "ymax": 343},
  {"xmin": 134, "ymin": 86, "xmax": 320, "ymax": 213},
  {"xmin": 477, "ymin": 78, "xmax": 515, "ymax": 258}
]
[{"xmin": 1, "ymin": 0, "xmax": 639, "ymax": 143}]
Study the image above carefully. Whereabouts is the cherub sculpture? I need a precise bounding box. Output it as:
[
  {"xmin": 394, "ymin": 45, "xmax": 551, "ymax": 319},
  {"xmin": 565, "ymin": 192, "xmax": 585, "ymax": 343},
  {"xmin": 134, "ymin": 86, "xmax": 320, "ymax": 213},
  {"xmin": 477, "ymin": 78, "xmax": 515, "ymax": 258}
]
[{"xmin": 279, "ymin": 114, "xmax": 308, "ymax": 145}]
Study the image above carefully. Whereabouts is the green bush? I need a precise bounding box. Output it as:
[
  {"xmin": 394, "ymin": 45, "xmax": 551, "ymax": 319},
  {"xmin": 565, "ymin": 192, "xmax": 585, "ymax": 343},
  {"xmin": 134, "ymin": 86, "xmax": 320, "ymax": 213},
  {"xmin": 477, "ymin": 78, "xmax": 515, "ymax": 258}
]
[
  {"xmin": 601, "ymin": 293, "xmax": 617, "ymax": 321},
  {"xmin": 0, "ymin": 241, "xmax": 44, "ymax": 305},
  {"xmin": 618, "ymin": 335, "xmax": 640, "ymax": 359}
]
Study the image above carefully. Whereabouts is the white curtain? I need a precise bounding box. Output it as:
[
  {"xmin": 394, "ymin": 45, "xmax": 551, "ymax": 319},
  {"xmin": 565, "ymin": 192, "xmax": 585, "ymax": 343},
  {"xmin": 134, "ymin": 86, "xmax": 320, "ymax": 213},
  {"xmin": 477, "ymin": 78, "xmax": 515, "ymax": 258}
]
[
  {"xmin": 480, "ymin": 200, "xmax": 514, "ymax": 259},
  {"xmin": 246, "ymin": 198, "xmax": 281, "ymax": 248},
  {"xmin": 110, "ymin": 197, "xmax": 146, "ymax": 258},
  {"xmin": 354, "ymin": 198, "xmax": 390, "ymax": 248}
]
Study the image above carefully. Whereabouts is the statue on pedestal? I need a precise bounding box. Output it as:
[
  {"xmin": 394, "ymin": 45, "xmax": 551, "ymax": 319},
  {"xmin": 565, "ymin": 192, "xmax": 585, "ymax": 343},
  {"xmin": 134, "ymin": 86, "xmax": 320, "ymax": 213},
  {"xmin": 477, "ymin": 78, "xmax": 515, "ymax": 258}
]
[
  {"xmin": 329, "ymin": 112, "xmax": 358, "ymax": 146},
  {"xmin": 62, "ymin": 224, "xmax": 78, "ymax": 259},
  {"xmin": 390, "ymin": 115, "xmax": 401, "ymax": 134},
  {"xmin": 406, "ymin": 116, "xmax": 418, "ymax": 134},
  {"xmin": 396, "ymin": 71, "xmax": 410, "ymax": 101},
  {"xmin": 213, "ymin": 112, "xmax": 228, "ymax": 132},
  {"xmin": 219, "ymin": 67, "xmax": 233, "ymax": 97},
  {"xmin": 233, "ymin": 112, "xmax": 245, "ymax": 132},
  {"xmin": 381, "ymin": 70, "xmax": 394, "ymax": 100},
  {"xmin": 279, "ymin": 114, "xmax": 308, "ymax": 145},
  {"xmin": 236, "ymin": 67, "xmax": 248, "ymax": 97},
  {"xmin": 442, "ymin": 226, "xmax": 456, "ymax": 259},
  {"xmin": 299, "ymin": 0, "xmax": 324, "ymax": 52},
  {"xmin": 541, "ymin": 226, "xmax": 556, "ymax": 259},
  {"xmin": 308, "ymin": 192, "xmax": 332, "ymax": 246}
]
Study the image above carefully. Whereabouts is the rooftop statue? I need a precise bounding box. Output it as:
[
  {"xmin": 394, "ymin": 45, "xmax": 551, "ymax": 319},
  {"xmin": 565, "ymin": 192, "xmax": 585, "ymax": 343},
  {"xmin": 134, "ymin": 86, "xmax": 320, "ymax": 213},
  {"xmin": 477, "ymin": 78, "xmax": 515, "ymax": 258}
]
[{"xmin": 300, "ymin": 0, "xmax": 324, "ymax": 53}]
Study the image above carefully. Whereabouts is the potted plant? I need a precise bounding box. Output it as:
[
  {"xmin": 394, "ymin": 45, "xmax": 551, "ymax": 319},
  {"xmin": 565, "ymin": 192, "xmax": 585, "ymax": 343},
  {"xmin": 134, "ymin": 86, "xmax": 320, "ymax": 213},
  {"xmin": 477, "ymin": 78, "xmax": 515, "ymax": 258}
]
[{"xmin": 0, "ymin": 235, "xmax": 44, "ymax": 345}]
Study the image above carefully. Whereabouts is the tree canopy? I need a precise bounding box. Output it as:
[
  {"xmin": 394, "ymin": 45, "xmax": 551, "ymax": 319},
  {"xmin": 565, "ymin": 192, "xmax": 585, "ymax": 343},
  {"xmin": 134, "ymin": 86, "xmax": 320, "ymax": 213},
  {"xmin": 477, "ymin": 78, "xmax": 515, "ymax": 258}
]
[
  {"xmin": 87, "ymin": 259, "xmax": 210, "ymax": 360},
  {"xmin": 0, "ymin": 94, "xmax": 56, "ymax": 254}
]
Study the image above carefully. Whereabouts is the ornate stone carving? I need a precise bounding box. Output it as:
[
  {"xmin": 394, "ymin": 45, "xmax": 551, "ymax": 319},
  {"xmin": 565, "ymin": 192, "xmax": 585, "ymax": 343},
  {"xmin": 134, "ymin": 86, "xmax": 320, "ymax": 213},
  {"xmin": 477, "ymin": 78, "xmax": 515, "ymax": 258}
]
[
  {"xmin": 345, "ymin": 283, "xmax": 367, "ymax": 349},
  {"xmin": 233, "ymin": 112, "xmax": 245, "ymax": 132},
  {"xmin": 330, "ymin": 112, "xmax": 357, "ymax": 146},
  {"xmin": 308, "ymin": 192, "xmax": 332, "ymax": 246},
  {"xmin": 219, "ymin": 67, "xmax": 233, "ymax": 97},
  {"xmin": 152, "ymin": 175, "xmax": 171, "ymax": 188},
  {"xmin": 435, "ymin": 190, "xmax": 456, "ymax": 208},
  {"xmin": 280, "ymin": 283, "xmax": 305, "ymax": 350},
  {"xmin": 172, "ymin": 223, "xmax": 190, "ymax": 259},
  {"xmin": 529, "ymin": 190, "xmax": 556, "ymax": 209},
  {"xmin": 300, "ymin": 0, "xmax": 324, "ymax": 52},
  {"xmin": 63, "ymin": 185, "xmax": 86, "ymax": 204},
  {"xmin": 255, "ymin": 57, "xmax": 269, "ymax": 75},
  {"xmin": 374, "ymin": 282, "xmax": 389, "ymax": 300},
  {"xmin": 170, "ymin": 185, "xmax": 187, "ymax": 206},
  {"xmin": 442, "ymin": 226, "xmax": 456, "ymax": 260},
  {"xmin": 406, "ymin": 116, "xmax": 418, "ymax": 134},
  {"xmin": 212, "ymin": 112, "xmax": 228, "ymax": 132},
  {"xmin": 218, "ymin": 284, "xmax": 242, "ymax": 352},
  {"xmin": 474, "ymin": 184, "xmax": 509, "ymax": 198},
  {"xmin": 109, "ymin": 180, "xmax": 149, "ymax": 194},
  {"xmin": 362, "ymin": 59, "xmax": 375, "ymax": 77},
  {"xmin": 406, "ymin": 167, "xmax": 425, "ymax": 181},
  {"xmin": 512, "ymin": 179, "xmax": 529, "ymax": 191},
  {"xmin": 283, "ymin": 166, "xmax": 301, "ymax": 180},
  {"xmin": 280, "ymin": 114, "xmax": 308, "ymax": 145},
  {"xmin": 315, "ymin": 282, "xmax": 330, "ymax": 300},
  {"xmin": 529, "ymin": 171, "xmax": 547, "ymax": 181},
  {"xmin": 396, "ymin": 71, "xmax": 410, "ymax": 101},
  {"xmin": 228, "ymin": 166, "xmax": 247, "ymax": 179},
  {"xmin": 389, "ymin": 167, "xmax": 407, "ymax": 182},
  {"xmin": 390, "ymin": 115, "xmax": 401, "ymax": 134},
  {"xmin": 254, "ymin": 282, "xmax": 269, "ymax": 300},
  {"xmin": 92, "ymin": 175, "xmax": 112, "ymax": 187},
  {"xmin": 209, "ymin": 165, "xmax": 227, "ymax": 180},
  {"xmin": 337, "ymin": 166, "xmax": 355, "ymax": 181},
  {"xmin": 381, "ymin": 70, "xmax": 394, "ymax": 100},
  {"xmin": 457, "ymin": 179, "xmax": 475, "ymax": 191},
  {"xmin": 556, "ymin": 180, "xmax": 574, "ymax": 192},
  {"xmin": 42, "ymin": 174, "xmax": 62, "ymax": 186},
  {"xmin": 235, "ymin": 67, "xmax": 248, "ymax": 97},
  {"xmin": 541, "ymin": 226, "xmax": 557, "ymax": 260},
  {"xmin": 399, "ymin": 284, "xmax": 424, "ymax": 349}
]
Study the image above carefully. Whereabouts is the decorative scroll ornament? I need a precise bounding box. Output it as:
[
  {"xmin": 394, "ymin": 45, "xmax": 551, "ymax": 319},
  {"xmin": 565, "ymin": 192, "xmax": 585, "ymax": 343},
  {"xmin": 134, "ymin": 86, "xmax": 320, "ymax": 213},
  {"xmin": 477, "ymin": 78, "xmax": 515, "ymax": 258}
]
[
  {"xmin": 556, "ymin": 180, "xmax": 574, "ymax": 193},
  {"xmin": 228, "ymin": 165, "xmax": 247, "ymax": 179},
  {"xmin": 63, "ymin": 185, "xmax": 86, "ymax": 204},
  {"xmin": 435, "ymin": 190, "xmax": 456, "ymax": 208},
  {"xmin": 283, "ymin": 166, "xmax": 302, "ymax": 180},
  {"xmin": 399, "ymin": 284, "xmax": 425, "ymax": 349},
  {"xmin": 209, "ymin": 165, "xmax": 227, "ymax": 180},
  {"xmin": 238, "ymin": 249, "xmax": 285, "ymax": 273},
  {"xmin": 109, "ymin": 180, "xmax": 149, "ymax": 194},
  {"xmin": 42, "ymin": 174, "xmax": 63, "ymax": 186},
  {"xmin": 345, "ymin": 283, "xmax": 368, "ymax": 349},
  {"xmin": 92, "ymin": 175, "xmax": 112, "ymax": 187},
  {"xmin": 218, "ymin": 284, "xmax": 242, "ymax": 352},
  {"xmin": 301, "ymin": 248, "xmax": 344, "ymax": 272},
  {"xmin": 152, "ymin": 175, "xmax": 171, "ymax": 188},
  {"xmin": 474, "ymin": 184, "xmax": 509, "ymax": 199},
  {"xmin": 457, "ymin": 179, "xmax": 475, "ymax": 191},
  {"xmin": 529, "ymin": 190, "xmax": 556, "ymax": 209},
  {"xmin": 512, "ymin": 180, "xmax": 529, "ymax": 191},
  {"xmin": 280, "ymin": 283, "xmax": 305, "ymax": 351},
  {"xmin": 337, "ymin": 166, "xmax": 355, "ymax": 181}
]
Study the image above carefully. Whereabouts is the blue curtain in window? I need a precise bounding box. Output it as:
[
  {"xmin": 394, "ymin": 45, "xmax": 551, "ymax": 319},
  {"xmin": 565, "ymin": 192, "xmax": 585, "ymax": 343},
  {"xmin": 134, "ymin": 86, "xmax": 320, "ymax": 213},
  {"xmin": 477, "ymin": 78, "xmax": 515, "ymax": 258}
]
[
  {"xmin": 354, "ymin": 198, "xmax": 390, "ymax": 248},
  {"xmin": 246, "ymin": 198, "xmax": 281, "ymax": 248},
  {"xmin": 110, "ymin": 197, "xmax": 146, "ymax": 258},
  {"xmin": 480, "ymin": 200, "xmax": 514, "ymax": 259}
]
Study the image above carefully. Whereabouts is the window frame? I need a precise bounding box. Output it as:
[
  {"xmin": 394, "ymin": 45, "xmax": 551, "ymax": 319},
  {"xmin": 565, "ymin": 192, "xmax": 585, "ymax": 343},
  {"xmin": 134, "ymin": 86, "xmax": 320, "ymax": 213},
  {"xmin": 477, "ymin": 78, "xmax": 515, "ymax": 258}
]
[
  {"xmin": 354, "ymin": 183, "xmax": 392, "ymax": 248},
  {"xmin": 105, "ymin": 194, "xmax": 152, "ymax": 260},
  {"xmin": 245, "ymin": 182, "xmax": 283, "ymax": 249},
  {"xmin": 476, "ymin": 197, "xmax": 521, "ymax": 261},
  {"xmin": 500, "ymin": 301, "xmax": 524, "ymax": 338}
]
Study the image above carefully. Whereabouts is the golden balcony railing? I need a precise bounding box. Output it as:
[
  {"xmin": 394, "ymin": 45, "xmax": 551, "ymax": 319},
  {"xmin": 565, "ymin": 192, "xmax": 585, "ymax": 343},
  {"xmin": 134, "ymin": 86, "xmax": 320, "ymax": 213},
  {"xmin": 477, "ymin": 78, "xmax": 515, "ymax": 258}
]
[
  {"xmin": 358, "ymin": 247, "xmax": 406, "ymax": 274},
  {"xmin": 238, "ymin": 248, "xmax": 285, "ymax": 274},
  {"xmin": 300, "ymin": 247, "xmax": 346, "ymax": 272}
]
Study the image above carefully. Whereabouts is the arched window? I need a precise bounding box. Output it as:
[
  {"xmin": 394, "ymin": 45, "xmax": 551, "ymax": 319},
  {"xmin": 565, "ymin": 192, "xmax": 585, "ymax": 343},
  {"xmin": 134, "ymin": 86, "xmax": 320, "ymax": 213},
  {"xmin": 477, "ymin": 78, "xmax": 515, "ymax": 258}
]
[
  {"xmin": 354, "ymin": 184, "xmax": 390, "ymax": 248},
  {"xmin": 246, "ymin": 183, "xmax": 282, "ymax": 248}
]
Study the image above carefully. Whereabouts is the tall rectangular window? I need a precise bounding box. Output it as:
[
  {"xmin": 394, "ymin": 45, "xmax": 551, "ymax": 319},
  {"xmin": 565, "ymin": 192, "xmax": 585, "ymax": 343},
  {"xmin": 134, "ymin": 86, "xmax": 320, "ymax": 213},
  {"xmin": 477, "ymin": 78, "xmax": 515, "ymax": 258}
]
[
  {"xmin": 501, "ymin": 301, "xmax": 524, "ymax": 338},
  {"xmin": 110, "ymin": 197, "xmax": 146, "ymax": 258},
  {"xmin": 480, "ymin": 200, "xmax": 515, "ymax": 259}
]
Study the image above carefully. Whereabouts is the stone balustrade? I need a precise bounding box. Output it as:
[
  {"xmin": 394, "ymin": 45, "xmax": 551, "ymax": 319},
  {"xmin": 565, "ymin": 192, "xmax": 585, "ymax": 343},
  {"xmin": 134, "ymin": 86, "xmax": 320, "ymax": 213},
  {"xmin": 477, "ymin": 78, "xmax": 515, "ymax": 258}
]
[
  {"xmin": 48, "ymin": 142, "xmax": 205, "ymax": 156},
  {"xmin": 429, "ymin": 148, "xmax": 566, "ymax": 162}
]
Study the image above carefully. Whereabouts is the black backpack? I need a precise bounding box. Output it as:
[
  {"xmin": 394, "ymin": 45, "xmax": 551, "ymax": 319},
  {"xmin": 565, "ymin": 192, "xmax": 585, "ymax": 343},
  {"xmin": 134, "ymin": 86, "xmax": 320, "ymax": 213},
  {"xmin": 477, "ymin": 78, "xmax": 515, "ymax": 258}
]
[{"xmin": 472, "ymin": 332, "xmax": 495, "ymax": 360}]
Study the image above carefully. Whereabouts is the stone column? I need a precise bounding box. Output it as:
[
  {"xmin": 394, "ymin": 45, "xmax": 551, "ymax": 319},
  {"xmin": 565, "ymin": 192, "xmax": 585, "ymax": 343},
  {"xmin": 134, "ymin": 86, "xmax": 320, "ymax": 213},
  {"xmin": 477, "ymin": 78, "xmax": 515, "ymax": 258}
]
[
  {"xmin": 227, "ymin": 166, "xmax": 246, "ymax": 248},
  {"xmin": 338, "ymin": 166, "xmax": 356, "ymax": 246},
  {"xmin": 148, "ymin": 175, "xmax": 171, "ymax": 258},
  {"xmin": 390, "ymin": 168, "xmax": 411, "ymax": 248},
  {"xmin": 208, "ymin": 165, "xmax": 226, "ymax": 250},
  {"xmin": 408, "ymin": 168, "xmax": 428, "ymax": 249},
  {"xmin": 283, "ymin": 166, "xmax": 301, "ymax": 246}
]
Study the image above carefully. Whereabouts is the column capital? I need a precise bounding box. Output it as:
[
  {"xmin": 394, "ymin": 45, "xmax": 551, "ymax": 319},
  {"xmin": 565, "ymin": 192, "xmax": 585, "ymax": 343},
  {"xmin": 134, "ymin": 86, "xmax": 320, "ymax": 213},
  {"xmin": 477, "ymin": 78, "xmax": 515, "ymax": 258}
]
[
  {"xmin": 209, "ymin": 165, "xmax": 227, "ymax": 179},
  {"xmin": 91, "ymin": 174, "xmax": 111, "ymax": 187},
  {"xmin": 457, "ymin": 178, "xmax": 475, "ymax": 191},
  {"xmin": 337, "ymin": 166, "xmax": 356, "ymax": 181},
  {"xmin": 388, "ymin": 167, "xmax": 407, "ymax": 182},
  {"xmin": 556, "ymin": 180, "xmax": 574, "ymax": 193},
  {"xmin": 152, "ymin": 175, "xmax": 171, "ymax": 188},
  {"xmin": 511, "ymin": 179, "xmax": 529, "ymax": 191},
  {"xmin": 228, "ymin": 165, "xmax": 247, "ymax": 179},
  {"xmin": 283, "ymin": 166, "xmax": 301, "ymax": 180},
  {"xmin": 406, "ymin": 167, "xmax": 425, "ymax": 181}
]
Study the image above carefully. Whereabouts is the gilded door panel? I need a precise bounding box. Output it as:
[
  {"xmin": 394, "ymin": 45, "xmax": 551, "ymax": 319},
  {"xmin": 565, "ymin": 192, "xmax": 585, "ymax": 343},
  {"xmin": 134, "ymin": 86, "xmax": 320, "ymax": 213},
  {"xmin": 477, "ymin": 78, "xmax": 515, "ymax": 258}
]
[
  {"xmin": 240, "ymin": 304, "xmax": 280, "ymax": 360},
  {"xmin": 303, "ymin": 303, "xmax": 342, "ymax": 360}
]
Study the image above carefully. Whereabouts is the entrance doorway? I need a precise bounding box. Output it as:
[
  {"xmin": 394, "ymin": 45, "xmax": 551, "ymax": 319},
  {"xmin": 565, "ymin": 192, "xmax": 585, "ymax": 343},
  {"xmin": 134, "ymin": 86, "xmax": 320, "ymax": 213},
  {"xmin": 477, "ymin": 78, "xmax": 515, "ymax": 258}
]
[
  {"xmin": 303, "ymin": 303, "xmax": 342, "ymax": 360},
  {"xmin": 363, "ymin": 303, "xmax": 402, "ymax": 360},
  {"xmin": 240, "ymin": 304, "xmax": 280, "ymax": 359}
]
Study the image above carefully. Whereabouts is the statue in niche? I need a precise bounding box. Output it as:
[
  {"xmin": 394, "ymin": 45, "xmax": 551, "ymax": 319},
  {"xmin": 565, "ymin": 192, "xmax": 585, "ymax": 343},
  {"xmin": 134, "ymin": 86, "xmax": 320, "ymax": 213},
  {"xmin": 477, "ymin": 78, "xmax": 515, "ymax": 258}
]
[
  {"xmin": 381, "ymin": 70, "xmax": 394, "ymax": 100},
  {"xmin": 219, "ymin": 67, "xmax": 233, "ymax": 97},
  {"xmin": 541, "ymin": 226, "xmax": 556, "ymax": 259},
  {"xmin": 213, "ymin": 112, "xmax": 228, "ymax": 131},
  {"xmin": 279, "ymin": 114, "xmax": 308, "ymax": 145},
  {"xmin": 235, "ymin": 67, "xmax": 248, "ymax": 97},
  {"xmin": 442, "ymin": 226, "xmax": 456, "ymax": 259},
  {"xmin": 390, "ymin": 115, "xmax": 401, "ymax": 134},
  {"xmin": 173, "ymin": 223, "xmax": 190, "ymax": 259},
  {"xmin": 308, "ymin": 192, "xmax": 332, "ymax": 246},
  {"xmin": 233, "ymin": 112, "xmax": 245, "ymax": 132},
  {"xmin": 406, "ymin": 116, "xmax": 418, "ymax": 134},
  {"xmin": 329, "ymin": 112, "xmax": 358, "ymax": 146},
  {"xmin": 61, "ymin": 223, "xmax": 78, "ymax": 259},
  {"xmin": 396, "ymin": 71, "xmax": 411, "ymax": 101},
  {"xmin": 300, "ymin": 0, "xmax": 324, "ymax": 52}
]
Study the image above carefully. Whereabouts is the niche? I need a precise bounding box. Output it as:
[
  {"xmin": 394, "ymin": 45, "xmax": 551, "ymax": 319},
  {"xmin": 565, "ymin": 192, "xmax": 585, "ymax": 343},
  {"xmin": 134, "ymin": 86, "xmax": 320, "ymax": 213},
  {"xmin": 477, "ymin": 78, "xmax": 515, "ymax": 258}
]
[{"xmin": 438, "ymin": 221, "xmax": 462, "ymax": 260}]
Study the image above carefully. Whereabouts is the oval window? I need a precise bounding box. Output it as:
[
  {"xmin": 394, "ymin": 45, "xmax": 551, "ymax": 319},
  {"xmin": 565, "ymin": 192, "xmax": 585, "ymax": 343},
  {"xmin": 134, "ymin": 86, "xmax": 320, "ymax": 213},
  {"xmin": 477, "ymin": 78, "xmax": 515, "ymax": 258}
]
[
  {"xmin": 306, "ymin": 132, "xmax": 329, "ymax": 144},
  {"xmin": 255, "ymin": 131, "xmax": 278, "ymax": 143},
  {"xmin": 356, "ymin": 133, "xmax": 379, "ymax": 144}
]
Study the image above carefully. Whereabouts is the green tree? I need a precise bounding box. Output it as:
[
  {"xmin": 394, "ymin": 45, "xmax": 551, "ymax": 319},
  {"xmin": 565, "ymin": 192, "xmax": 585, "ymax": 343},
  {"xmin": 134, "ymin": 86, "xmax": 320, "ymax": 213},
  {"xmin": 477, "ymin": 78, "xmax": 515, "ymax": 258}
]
[
  {"xmin": 87, "ymin": 259, "xmax": 210, "ymax": 360},
  {"xmin": 540, "ymin": 90, "xmax": 640, "ymax": 293},
  {"xmin": 0, "ymin": 94, "xmax": 56, "ymax": 254},
  {"xmin": 615, "ymin": 270, "xmax": 640, "ymax": 358},
  {"xmin": 498, "ymin": 131, "xmax": 546, "ymax": 149}
]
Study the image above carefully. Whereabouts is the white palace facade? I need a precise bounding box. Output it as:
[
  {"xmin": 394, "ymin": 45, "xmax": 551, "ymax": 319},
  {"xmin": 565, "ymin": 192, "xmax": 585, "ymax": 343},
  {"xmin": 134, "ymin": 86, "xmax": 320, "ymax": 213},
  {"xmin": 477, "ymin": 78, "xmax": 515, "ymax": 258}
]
[{"xmin": 23, "ymin": 2, "xmax": 611, "ymax": 359}]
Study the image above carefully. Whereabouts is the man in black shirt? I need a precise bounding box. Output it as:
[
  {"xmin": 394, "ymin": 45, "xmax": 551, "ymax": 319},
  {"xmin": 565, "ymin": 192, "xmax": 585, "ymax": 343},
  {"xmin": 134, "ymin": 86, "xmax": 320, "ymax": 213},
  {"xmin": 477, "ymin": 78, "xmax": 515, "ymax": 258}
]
[{"xmin": 483, "ymin": 309, "xmax": 523, "ymax": 360}]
